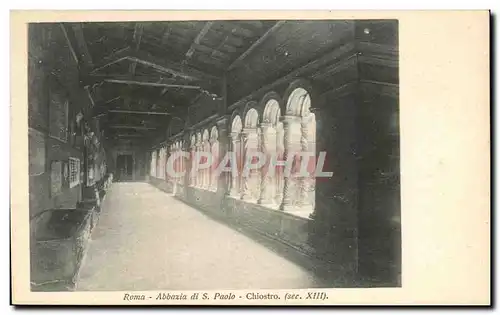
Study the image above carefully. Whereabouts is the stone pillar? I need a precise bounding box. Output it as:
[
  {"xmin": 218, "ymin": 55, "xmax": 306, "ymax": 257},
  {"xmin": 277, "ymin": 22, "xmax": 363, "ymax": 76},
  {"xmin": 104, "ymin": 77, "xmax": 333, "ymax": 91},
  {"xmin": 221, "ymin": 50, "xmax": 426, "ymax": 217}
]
[
  {"xmin": 279, "ymin": 116, "xmax": 300, "ymax": 211},
  {"xmin": 201, "ymin": 140, "xmax": 207, "ymax": 189},
  {"xmin": 297, "ymin": 115, "xmax": 313, "ymax": 209},
  {"xmin": 182, "ymin": 135, "xmax": 190, "ymax": 198},
  {"xmin": 216, "ymin": 117, "xmax": 229, "ymax": 196},
  {"xmin": 241, "ymin": 128, "xmax": 260, "ymax": 201},
  {"xmin": 171, "ymin": 146, "xmax": 178, "ymax": 195},
  {"xmin": 194, "ymin": 140, "xmax": 202, "ymax": 188},
  {"xmin": 189, "ymin": 144, "xmax": 195, "ymax": 187},
  {"xmin": 229, "ymin": 132, "xmax": 240, "ymax": 197},
  {"xmin": 258, "ymin": 123, "xmax": 274, "ymax": 205},
  {"xmin": 275, "ymin": 123, "xmax": 284, "ymax": 204},
  {"xmin": 240, "ymin": 130, "xmax": 251, "ymax": 200}
]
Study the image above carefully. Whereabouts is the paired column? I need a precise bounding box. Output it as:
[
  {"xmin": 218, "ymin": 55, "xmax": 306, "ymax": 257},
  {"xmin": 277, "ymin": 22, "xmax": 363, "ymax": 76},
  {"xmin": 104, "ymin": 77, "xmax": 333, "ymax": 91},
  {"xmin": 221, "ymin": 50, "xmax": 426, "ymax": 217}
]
[
  {"xmin": 216, "ymin": 117, "xmax": 229, "ymax": 195},
  {"xmin": 171, "ymin": 146, "xmax": 178, "ymax": 195},
  {"xmin": 229, "ymin": 132, "xmax": 241, "ymax": 197},
  {"xmin": 279, "ymin": 116, "xmax": 302, "ymax": 211},
  {"xmin": 296, "ymin": 115, "xmax": 313, "ymax": 209},
  {"xmin": 194, "ymin": 139, "xmax": 202, "ymax": 187},
  {"xmin": 189, "ymin": 143, "xmax": 196, "ymax": 187},
  {"xmin": 240, "ymin": 128, "xmax": 260, "ymax": 201},
  {"xmin": 279, "ymin": 117, "xmax": 294, "ymax": 211},
  {"xmin": 258, "ymin": 123, "xmax": 275, "ymax": 205},
  {"xmin": 275, "ymin": 123, "xmax": 284, "ymax": 204}
]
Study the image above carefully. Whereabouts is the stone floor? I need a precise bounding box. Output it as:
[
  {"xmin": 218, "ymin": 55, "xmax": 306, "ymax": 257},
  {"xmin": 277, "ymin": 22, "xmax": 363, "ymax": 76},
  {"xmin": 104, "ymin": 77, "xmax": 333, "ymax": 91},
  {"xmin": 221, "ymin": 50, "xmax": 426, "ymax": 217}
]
[{"xmin": 76, "ymin": 182, "xmax": 323, "ymax": 291}]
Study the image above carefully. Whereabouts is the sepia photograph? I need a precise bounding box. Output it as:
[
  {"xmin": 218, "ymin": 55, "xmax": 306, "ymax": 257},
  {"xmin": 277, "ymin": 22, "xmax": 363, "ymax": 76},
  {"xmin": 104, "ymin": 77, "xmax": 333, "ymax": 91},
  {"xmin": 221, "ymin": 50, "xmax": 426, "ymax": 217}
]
[
  {"xmin": 11, "ymin": 10, "xmax": 489, "ymax": 306},
  {"xmin": 27, "ymin": 18, "xmax": 400, "ymax": 293}
]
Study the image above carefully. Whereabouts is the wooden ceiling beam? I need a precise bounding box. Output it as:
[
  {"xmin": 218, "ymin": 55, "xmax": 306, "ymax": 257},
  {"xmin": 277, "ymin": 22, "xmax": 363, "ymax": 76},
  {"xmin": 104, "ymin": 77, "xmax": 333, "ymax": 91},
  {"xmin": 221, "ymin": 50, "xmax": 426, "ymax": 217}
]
[
  {"xmin": 130, "ymin": 23, "xmax": 144, "ymax": 76},
  {"xmin": 109, "ymin": 125, "xmax": 157, "ymax": 130},
  {"xmin": 190, "ymin": 43, "xmax": 231, "ymax": 60},
  {"xmin": 84, "ymin": 86, "xmax": 96, "ymax": 107},
  {"xmin": 130, "ymin": 50, "xmax": 220, "ymax": 81},
  {"xmin": 205, "ymin": 29, "xmax": 246, "ymax": 47},
  {"xmin": 59, "ymin": 23, "xmax": 80, "ymax": 65},
  {"xmin": 88, "ymin": 31, "xmax": 220, "ymax": 79},
  {"xmin": 192, "ymin": 54, "xmax": 226, "ymax": 69},
  {"xmin": 86, "ymin": 74, "xmax": 181, "ymax": 85},
  {"xmin": 104, "ymin": 78, "xmax": 201, "ymax": 89},
  {"xmin": 228, "ymin": 21, "xmax": 286, "ymax": 71},
  {"xmin": 71, "ymin": 23, "xmax": 94, "ymax": 69},
  {"xmin": 185, "ymin": 22, "xmax": 214, "ymax": 60},
  {"xmin": 91, "ymin": 55, "xmax": 129, "ymax": 74},
  {"xmin": 109, "ymin": 109, "xmax": 171, "ymax": 116},
  {"xmin": 115, "ymin": 134, "xmax": 146, "ymax": 138}
]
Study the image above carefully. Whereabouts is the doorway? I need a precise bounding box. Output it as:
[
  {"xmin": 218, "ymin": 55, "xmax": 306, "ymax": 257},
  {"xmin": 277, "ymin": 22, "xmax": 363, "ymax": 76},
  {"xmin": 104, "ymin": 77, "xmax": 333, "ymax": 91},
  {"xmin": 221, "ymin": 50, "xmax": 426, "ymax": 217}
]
[{"xmin": 116, "ymin": 154, "xmax": 133, "ymax": 181}]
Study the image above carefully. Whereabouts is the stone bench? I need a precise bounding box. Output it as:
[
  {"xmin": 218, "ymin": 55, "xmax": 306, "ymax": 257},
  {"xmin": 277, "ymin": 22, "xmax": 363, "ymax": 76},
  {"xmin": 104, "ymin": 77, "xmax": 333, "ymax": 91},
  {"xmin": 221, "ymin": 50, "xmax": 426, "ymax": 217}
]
[{"xmin": 30, "ymin": 208, "xmax": 94, "ymax": 291}]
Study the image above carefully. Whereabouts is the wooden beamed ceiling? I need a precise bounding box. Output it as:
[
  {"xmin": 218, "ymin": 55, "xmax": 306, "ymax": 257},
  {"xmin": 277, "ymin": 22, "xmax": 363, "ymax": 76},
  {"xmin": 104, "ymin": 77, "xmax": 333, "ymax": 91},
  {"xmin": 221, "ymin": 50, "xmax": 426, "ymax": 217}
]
[
  {"xmin": 61, "ymin": 20, "xmax": 282, "ymax": 143},
  {"xmin": 55, "ymin": 20, "xmax": 397, "ymax": 147}
]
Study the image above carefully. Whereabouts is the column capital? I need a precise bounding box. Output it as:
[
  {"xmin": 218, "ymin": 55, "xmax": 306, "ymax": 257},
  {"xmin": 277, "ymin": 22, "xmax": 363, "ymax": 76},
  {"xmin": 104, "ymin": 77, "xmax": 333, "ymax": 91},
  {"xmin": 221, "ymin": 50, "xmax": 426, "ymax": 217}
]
[
  {"xmin": 280, "ymin": 115, "xmax": 302, "ymax": 125},
  {"xmin": 301, "ymin": 113, "xmax": 315, "ymax": 125},
  {"xmin": 230, "ymin": 131, "xmax": 240, "ymax": 141},
  {"xmin": 260, "ymin": 122, "xmax": 276, "ymax": 133},
  {"xmin": 241, "ymin": 127, "xmax": 258, "ymax": 135}
]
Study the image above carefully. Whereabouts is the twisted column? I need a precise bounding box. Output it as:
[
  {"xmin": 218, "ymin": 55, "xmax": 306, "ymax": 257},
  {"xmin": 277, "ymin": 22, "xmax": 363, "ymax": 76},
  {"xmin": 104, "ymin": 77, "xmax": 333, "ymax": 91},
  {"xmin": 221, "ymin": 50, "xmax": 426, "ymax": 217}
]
[
  {"xmin": 308, "ymin": 108, "xmax": 320, "ymax": 219},
  {"xmin": 275, "ymin": 123, "xmax": 284, "ymax": 204},
  {"xmin": 297, "ymin": 115, "xmax": 312, "ymax": 208},
  {"xmin": 216, "ymin": 118, "xmax": 230, "ymax": 196},
  {"xmin": 194, "ymin": 140, "xmax": 202, "ymax": 188},
  {"xmin": 240, "ymin": 130, "xmax": 252, "ymax": 200},
  {"xmin": 229, "ymin": 132, "xmax": 240, "ymax": 197},
  {"xmin": 189, "ymin": 145, "xmax": 196, "ymax": 187},
  {"xmin": 258, "ymin": 123, "xmax": 274, "ymax": 205},
  {"xmin": 171, "ymin": 146, "xmax": 178, "ymax": 195},
  {"xmin": 279, "ymin": 117, "xmax": 294, "ymax": 211}
]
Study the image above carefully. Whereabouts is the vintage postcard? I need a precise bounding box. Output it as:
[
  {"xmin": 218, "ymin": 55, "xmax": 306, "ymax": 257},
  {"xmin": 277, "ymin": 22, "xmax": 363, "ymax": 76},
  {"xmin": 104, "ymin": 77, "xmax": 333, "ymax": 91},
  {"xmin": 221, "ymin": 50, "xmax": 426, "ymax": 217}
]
[{"xmin": 10, "ymin": 10, "xmax": 490, "ymax": 305}]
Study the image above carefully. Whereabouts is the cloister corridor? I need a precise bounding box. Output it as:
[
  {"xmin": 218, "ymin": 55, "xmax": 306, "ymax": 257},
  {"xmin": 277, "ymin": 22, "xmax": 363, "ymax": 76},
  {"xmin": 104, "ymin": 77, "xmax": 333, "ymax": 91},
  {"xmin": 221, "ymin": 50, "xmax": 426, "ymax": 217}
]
[{"xmin": 75, "ymin": 182, "xmax": 329, "ymax": 291}]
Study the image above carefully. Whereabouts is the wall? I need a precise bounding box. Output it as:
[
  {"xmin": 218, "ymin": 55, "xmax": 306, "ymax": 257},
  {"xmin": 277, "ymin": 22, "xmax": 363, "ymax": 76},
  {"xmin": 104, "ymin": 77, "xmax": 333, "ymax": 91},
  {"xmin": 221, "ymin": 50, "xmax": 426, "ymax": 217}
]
[
  {"xmin": 357, "ymin": 87, "xmax": 401, "ymax": 286},
  {"xmin": 28, "ymin": 24, "xmax": 89, "ymax": 219},
  {"xmin": 308, "ymin": 92, "xmax": 360, "ymax": 279}
]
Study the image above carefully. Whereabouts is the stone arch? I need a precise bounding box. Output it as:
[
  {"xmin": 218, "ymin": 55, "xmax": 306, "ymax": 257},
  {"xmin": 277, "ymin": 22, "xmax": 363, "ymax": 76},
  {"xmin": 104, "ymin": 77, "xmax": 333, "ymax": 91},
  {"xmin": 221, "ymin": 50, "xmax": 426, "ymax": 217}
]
[
  {"xmin": 280, "ymin": 79, "xmax": 317, "ymax": 213},
  {"xmin": 242, "ymin": 101, "xmax": 259, "ymax": 127},
  {"xmin": 285, "ymin": 87, "xmax": 311, "ymax": 117},
  {"xmin": 282, "ymin": 79, "xmax": 314, "ymax": 116},
  {"xmin": 231, "ymin": 115, "xmax": 242, "ymax": 133},
  {"xmin": 257, "ymin": 91, "xmax": 282, "ymax": 120},
  {"xmin": 244, "ymin": 108, "xmax": 259, "ymax": 129},
  {"xmin": 262, "ymin": 99, "xmax": 281, "ymax": 126},
  {"xmin": 229, "ymin": 114, "xmax": 243, "ymax": 197},
  {"xmin": 260, "ymin": 97, "xmax": 283, "ymax": 206},
  {"xmin": 202, "ymin": 129, "xmax": 209, "ymax": 142},
  {"xmin": 210, "ymin": 125, "xmax": 219, "ymax": 142},
  {"xmin": 242, "ymin": 106, "xmax": 260, "ymax": 201}
]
